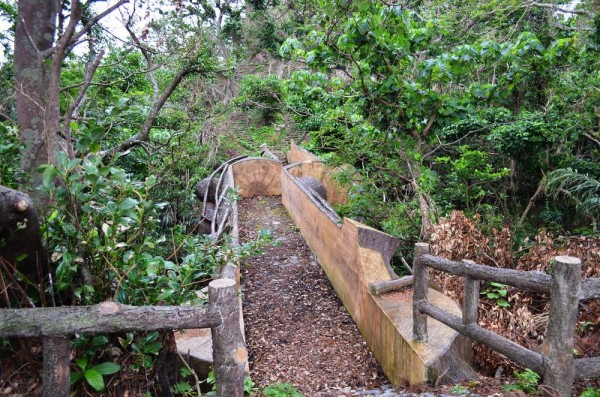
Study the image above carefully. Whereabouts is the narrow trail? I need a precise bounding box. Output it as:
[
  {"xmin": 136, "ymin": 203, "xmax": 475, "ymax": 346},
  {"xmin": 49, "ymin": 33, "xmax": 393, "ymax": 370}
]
[{"xmin": 238, "ymin": 196, "xmax": 388, "ymax": 396}]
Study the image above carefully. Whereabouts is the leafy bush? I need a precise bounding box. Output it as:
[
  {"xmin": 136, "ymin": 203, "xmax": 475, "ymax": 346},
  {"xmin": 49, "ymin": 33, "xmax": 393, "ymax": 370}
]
[
  {"xmin": 262, "ymin": 382, "xmax": 304, "ymax": 397},
  {"xmin": 0, "ymin": 122, "xmax": 22, "ymax": 188},
  {"xmin": 238, "ymin": 75, "xmax": 283, "ymax": 124},
  {"xmin": 502, "ymin": 368, "xmax": 540, "ymax": 394}
]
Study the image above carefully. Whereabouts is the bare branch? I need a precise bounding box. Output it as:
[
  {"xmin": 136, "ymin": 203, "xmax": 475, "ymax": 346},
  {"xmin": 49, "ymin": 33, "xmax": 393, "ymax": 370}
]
[
  {"xmin": 125, "ymin": 23, "xmax": 159, "ymax": 102},
  {"xmin": 64, "ymin": 49, "xmax": 106, "ymax": 156},
  {"xmin": 41, "ymin": 0, "xmax": 130, "ymax": 59},
  {"xmin": 98, "ymin": 66, "xmax": 197, "ymax": 158},
  {"xmin": 583, "ymin": 133, "xmax": 600, "ymax": 149},
  {"xmin": 527, "ymin": 1, "xmax": 593, "ymax": 17}
]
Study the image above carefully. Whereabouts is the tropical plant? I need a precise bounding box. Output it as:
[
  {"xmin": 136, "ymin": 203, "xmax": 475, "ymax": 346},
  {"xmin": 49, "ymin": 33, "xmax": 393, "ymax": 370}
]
[{"xmin": 545, "ymin": 168, "xmax": 600, "ymax": 228}]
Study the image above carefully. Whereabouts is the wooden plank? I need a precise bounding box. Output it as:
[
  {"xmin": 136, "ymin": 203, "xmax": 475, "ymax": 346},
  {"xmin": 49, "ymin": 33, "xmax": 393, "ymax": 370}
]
[
  {"xmin": 0, "ymin": 302, "xmax": 221, "ymax": 337},
  {"xmin": 420, "ymin": 254, "xmax": 553, "ymax": 293},
  {"xmin": 542, "ymin": 256, "xmax": 581, "ymax": 396},
  {"xmin": 231, "ymin": 158, "xmax": 282, "ymax": 198}
]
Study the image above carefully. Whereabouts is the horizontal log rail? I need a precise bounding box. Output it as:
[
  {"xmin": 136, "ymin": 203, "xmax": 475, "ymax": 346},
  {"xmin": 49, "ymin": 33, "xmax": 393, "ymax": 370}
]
[
  {"xmin": 581, "ymin": 279, "xmax": 600, "ymax": 300},
  {"xmin": 369, "ymin": 275, "xmax": 413, "ymax": 295},
  {"xmin": 416, "ymin": 301, "xmax": 544, "ymax": 373},
  {"xmin": 0, "ymin": 278, "xmax": 246, "ymax": 397},
  {"xmin": 0, "ymin": 302, "xmax": 220, "ymax": 337},
  {"xmin": 418, "ymin": 254, "xmax": 553, "ymax": 294},
  {"xmin": 412, "ymin": 243, "xmax": 600, "ymax": 396}
]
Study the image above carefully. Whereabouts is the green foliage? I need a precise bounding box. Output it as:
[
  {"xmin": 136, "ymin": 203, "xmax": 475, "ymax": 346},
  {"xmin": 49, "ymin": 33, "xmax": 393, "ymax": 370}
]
[
  {"xmin": 238, "ymin": 75, "xmax": 283, "ymax": 124},
  {"xmin": 0, "ymin": 122, "xmax": 21, "ymax": 188},
  {"xmin": 262, "ymin": 382, "xmax": 304, "ymax": 397},
  {"xmin": 502, "ymin": 368, "xmax": 540, "ymax": 395},
  {"xmin": 545, "ymin": 168, "xmax": 600, "ymax": 221},
  {"xmin": 481, "ymin": 282, "xmax": 511, "ymax": 308},
  {"xmin": 435, "ymin": 146, "xmax": 510, "ymax": 213},
  {"xmin": 39, "ymin": 150, "xmax": 222, "ymax": 306},
  {"xmin": 580, "ymin": 388, "xmax": 600, "ymax": 397},
  {"xmin": 70, "ymin": 356, "xmax": 120, "ymax": 392},
  {"xmin": 452, "ymin": 384, "xmax": 469, "ymax": 395}
]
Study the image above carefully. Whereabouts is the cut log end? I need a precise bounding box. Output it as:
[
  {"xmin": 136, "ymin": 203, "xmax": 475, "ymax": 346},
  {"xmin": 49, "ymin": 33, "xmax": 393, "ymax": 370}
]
[
  {"xmin": 14, "ymin": 200, "xmax": 30, "ymax": 212},
  {"xmin": 209, "ymin": 278, "xmax": 236, "ymax": 289},
  {"xmin": 554, "ymin": 256, "xmax": 581, "ymax": 266},
  {"xmin": 98, "ymin": 301, "xmax": 119, "ymax": 314}
]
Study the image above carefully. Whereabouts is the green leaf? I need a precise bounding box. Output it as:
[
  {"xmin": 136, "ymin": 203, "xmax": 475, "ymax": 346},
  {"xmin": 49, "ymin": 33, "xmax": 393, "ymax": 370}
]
[
  {"xmin": 84, "ymin": 368, "xmax": 105, "ymax": 391},
  {"xmin": 93, "ymin": 362, "xmax": 121, "ymax": 375},
  {"xmin": 41, "ymin": 165, "xmax": 59, "ymax": 187},
  {"xmin": 76, "ymin": 357, "xmax": 88, "ymax": 370},
  {"xmin": 70, "ymin": 372, "xmax": 83, "ymax": 385}
]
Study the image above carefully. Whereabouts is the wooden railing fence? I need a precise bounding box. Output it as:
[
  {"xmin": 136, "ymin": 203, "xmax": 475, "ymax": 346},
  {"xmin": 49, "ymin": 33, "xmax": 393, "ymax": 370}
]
[
  {"xmin": 0, "ymin": 273, "xmax": 246, "ymax": 397},
  {"xmin": 412, "ymin": 242, "xmax": 600, "ymax": 396}
]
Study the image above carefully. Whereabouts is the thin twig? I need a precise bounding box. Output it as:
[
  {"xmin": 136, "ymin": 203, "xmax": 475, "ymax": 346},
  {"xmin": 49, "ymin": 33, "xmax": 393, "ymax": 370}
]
[{"xmin": 176, "ymin": 349, "xmax": 203, "ymax": 396}]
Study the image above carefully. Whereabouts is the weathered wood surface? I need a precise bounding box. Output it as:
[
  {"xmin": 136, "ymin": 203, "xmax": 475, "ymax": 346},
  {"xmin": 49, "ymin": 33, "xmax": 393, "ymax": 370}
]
[
  {"xmin": 462, "ymin": 273, "xmax": 480, "ymax": 326},
  {"xmin": 369, "ymin": 276, "xmax": 413, "ymax": 295},
  {"xmin": 575, "ymin": 357, "xmax": 600, "ymax": 379},
  {"xmin": 0, "ymin": 302, "xmax": 221, "ymax": 337},
  {"xmin": 542, "ymin": 256, "xmax": 581, "ymax": 396},
  {"xmin": 581, "ymin": 278, "xmax": 600, "ymax": 300},
  {"xmin": 287, "ymin": 141, "xmax": 320, "ymax": 164},
  {"xmin": 417, "ymin": 301, "xmax": 544, "ymax": 373},
  {"xmin": 230, "ymin": 158, "xmax": 282, "ymax": 198},
  {"xmin": 42, "ymin": 337, "xmax": 70, "ymax": 397},
  {"xmin": 282, "ymin": 162, "xmax": 474, "ymax": 385},
  {"xmin": 287, "ymin": 143, "xmax": 350, "ymax": 205},
  {"xmin": 0, "ymin": 186, "xmax": 49, "ymax": 297},
  {"xmin": 209, "ymin": 279, "xmax": 247, "ymax": 397},
  {"xmin": 419, "ymin": 254, "xmax": 553, "ymax": 293},
  {"xmin": 413, "ymin": 243, "xmax": 430, "ymax": 343},
  {"xmin": 200, "ymin": 155, "xmax": 247, "ymax": 217},
  {"xmin": 298, "ymin": 176, "xmax": 328, "ymax": 201},
  {"xmin": 259, "ymin": 143, "xmax": 281, "ymax": 162}
]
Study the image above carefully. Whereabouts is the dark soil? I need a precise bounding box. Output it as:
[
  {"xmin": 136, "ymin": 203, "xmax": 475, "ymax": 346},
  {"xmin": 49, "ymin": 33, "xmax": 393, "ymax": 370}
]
[{"xmin": 239, "ymin": 196, "xmax": 388, "ymax": 395}]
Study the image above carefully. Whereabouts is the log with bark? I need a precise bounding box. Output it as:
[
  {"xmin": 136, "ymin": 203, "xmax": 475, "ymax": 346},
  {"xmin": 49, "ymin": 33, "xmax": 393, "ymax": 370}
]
[
  {"xmin": 0, "ymin": 186, "xmax": 48, "ymax": 305},
  {"xmin": 298, "ymin": 176, "xmax": 328, "ymax": 201}
]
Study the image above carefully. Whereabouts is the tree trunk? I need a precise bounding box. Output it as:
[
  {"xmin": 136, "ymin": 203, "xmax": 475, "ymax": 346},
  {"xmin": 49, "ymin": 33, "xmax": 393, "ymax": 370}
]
[
  {"xmin": 14, "ymin": 0, "xmax": 59, "ymax": 202},
  {"xmin": 0, "ymin": 186, "xmax": 48, "ymax": 305}
]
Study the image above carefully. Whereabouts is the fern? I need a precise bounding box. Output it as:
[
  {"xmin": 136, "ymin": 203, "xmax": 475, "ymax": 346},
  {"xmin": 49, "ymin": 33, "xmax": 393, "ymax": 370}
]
[{"xmin": 545, "ymin": 168, "xmax": 600, "ymax": 217}]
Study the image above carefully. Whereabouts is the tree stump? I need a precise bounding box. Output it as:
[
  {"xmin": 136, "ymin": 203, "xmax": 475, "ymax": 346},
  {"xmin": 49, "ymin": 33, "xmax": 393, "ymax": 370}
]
[{"xmin": 0, "ymin": 186, "xmax": 48, "ymax": 304}]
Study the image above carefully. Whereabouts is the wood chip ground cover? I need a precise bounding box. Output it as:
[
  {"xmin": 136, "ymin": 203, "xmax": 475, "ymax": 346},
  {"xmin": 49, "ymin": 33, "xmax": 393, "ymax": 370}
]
[{"xmin": 239, "ymin": 196, "xmax": 387, "ymax": 395}]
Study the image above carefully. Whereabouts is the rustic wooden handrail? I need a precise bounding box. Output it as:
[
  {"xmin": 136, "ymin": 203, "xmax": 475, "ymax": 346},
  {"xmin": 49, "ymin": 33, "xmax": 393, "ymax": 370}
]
[
  {"xmin": 0, "ymin": 278, "xmax": 246, "ymax": 397},
  {"xmin": 412, "ymin": 243, "xmax": 600, "ymax": 396}
]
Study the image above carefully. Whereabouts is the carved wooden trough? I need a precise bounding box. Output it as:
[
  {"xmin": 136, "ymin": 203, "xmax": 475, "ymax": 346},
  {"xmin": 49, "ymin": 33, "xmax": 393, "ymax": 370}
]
[{"xmin": 179, "ymin": 143, "xmax": 475, "ymax": 386}]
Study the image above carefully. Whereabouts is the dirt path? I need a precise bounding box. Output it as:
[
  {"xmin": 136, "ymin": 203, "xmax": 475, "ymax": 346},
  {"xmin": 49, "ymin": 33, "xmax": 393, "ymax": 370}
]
[{"xmin": 239, "ymin": 196, "xmax": 387, "ymax": 396}]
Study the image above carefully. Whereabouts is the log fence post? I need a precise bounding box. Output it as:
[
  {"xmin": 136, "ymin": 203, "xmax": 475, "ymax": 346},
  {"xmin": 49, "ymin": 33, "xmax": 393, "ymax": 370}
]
[
  {"xmin": 209, "ymin": 278, "xmax": 247, "ymax": 397},
  {"xmin": 42, "ymin": 336, "xmax": 71, "ymax": 397},
  {"xmin": 413, "ymin": 243, "xmax": 430, "ymax": 342},
  {"xmin": 542, "ymin": 256, "xmax": 581, "ymax": 397},
  {"xmin": 462, "ymin": 260, "xmax": 479, "ymax": 326}
]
